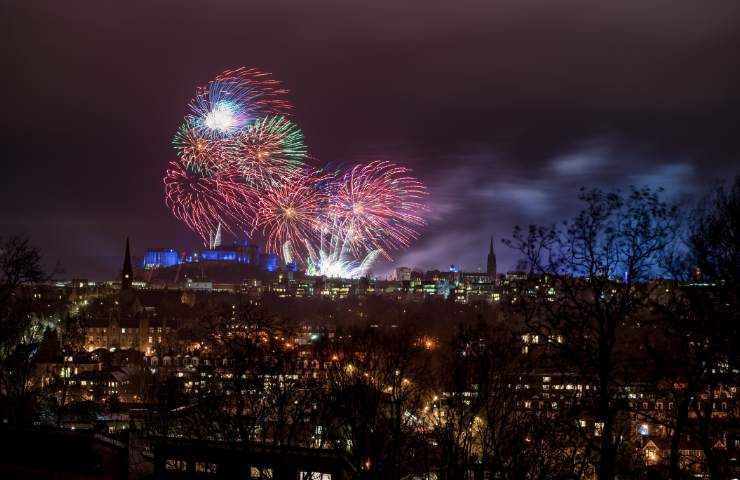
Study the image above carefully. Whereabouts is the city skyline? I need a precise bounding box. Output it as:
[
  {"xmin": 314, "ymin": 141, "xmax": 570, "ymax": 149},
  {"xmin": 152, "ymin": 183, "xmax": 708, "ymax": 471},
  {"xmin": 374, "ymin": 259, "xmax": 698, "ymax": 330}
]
[{"xmin": 2, "ymin": 1, "xmax": 739, "ymax": 279}]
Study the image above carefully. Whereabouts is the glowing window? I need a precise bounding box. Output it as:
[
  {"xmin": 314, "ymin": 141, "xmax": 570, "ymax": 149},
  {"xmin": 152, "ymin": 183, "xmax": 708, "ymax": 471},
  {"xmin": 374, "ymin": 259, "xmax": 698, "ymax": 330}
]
[
  {"xmin": 195, "ymin": 462, "xmax": 217, "ymax": 473},
  {"xmin": 252, "ymin": 467, "xmax": 273, "ymax": 478},
  {"xmin": 165, "ymin": 459, "xmax": 187, "ymax": 471}
]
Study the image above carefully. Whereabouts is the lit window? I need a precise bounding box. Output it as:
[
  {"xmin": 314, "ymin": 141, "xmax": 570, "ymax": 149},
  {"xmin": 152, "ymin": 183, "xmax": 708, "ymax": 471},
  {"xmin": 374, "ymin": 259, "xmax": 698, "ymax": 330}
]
[
  {"xmin": 297, "ymin": 473, "xmax": 329, "ymax": 480},
  {"xmin": 165, "ymin": 459, "xmax": 187, "ymax": 472},
  {"xmin": 195, "ymin": 462, "xmax": 217, "ymax": 473},
  {"xmin": 250, "ymin": 467, "xmax": 273, "ymax": 479}
]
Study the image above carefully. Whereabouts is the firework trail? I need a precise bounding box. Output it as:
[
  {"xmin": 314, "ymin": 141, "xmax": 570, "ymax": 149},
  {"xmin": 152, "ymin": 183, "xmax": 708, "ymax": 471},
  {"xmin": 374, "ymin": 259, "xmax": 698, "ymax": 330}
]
[
  {"xmin": 164, "ymin": 160, "xmax": 256, "ymax": 245},
  {"xmin": 327, "ymin": 160, "xmax": 427, "ymax": 259},
  {"xmin": 188, "ymin": 67, "xmax": 292, "ymax": 138}
]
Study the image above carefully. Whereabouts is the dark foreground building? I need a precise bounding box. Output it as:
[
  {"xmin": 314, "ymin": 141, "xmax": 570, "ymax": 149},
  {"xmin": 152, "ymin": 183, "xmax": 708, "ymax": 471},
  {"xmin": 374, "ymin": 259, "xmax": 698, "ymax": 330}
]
[
  {"xmin": 0, "ymin": 427, "xmax": 129, "ymax": 479},
  {"xmin": 152, "ymin": 437, "xmax": 356, "ymax": 480}
]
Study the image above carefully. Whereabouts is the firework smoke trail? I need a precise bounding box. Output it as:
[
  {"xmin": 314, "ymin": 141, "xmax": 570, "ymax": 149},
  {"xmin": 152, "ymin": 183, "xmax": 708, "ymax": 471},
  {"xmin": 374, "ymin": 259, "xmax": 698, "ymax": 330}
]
[
  {"xmin": 164, "ymin": 160, "xmax": 257, "ymax": 246},
  {"xmin": 188, "ymin": 67, "xmax": 292, "ymax": 139},
  {"xmin": 328, "ymin": 160, "xmax": 427, "ymax": 259},
  {"xmin": 234, "ymin": 116, "xmax": 308, "ymax": 188},
  {"xmin": 255, "ymin": 169, "xmax": 331, "ymax": 258}
]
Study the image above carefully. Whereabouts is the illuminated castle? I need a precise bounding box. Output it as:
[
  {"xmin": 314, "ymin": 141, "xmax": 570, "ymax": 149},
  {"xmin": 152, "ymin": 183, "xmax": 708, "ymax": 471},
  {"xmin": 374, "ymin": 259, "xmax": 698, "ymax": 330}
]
[{"xmin": 142, "ymin": 239, "xmax": 278, "ymax": 273}]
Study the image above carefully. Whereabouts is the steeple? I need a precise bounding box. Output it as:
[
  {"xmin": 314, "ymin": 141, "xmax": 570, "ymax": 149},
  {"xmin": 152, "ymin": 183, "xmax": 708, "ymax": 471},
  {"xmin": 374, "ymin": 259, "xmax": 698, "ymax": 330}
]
[
  {"xmin": 487, "ymin": 235, "xmax": 497, "ymax": 277},
  {"xmin": 121, "ymin": 237, "xmax": 133, "ymax": 290}
]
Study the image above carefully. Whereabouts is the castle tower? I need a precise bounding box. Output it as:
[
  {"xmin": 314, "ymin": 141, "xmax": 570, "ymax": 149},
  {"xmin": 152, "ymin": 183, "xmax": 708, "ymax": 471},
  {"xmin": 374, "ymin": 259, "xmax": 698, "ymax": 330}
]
[
  {"xmin": 121, "ymin": 237, "xmax": 133, "ymax": 290},
  {"xmin": 487, "ymin": 235, "xmax": 497, "ymax": 277}
]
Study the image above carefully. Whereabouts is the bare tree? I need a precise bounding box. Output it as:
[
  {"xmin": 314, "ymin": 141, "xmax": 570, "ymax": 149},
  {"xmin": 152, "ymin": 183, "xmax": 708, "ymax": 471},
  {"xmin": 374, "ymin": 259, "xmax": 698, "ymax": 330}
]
[
  {"xmin": 53, "ymin": 313, "xmax": 87, "ymax": 427},
  {"xmin": 320, "ymin": 327, "xmax": 425, "ymax": 479},
  {"xmin": 0, "ymin": 235, "xmax": 49, "ymax": 426},
  {"xmin": 505, "ymin": 187, "xmax": 678, "ymax": 480},
  {"xmin": 654, "ymin": 175, "xmax": 740, "ymax": 479}
]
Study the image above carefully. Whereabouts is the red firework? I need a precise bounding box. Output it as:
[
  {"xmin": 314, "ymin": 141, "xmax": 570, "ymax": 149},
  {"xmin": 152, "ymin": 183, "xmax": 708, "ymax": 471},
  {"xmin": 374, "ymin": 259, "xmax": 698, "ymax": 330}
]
[
  {"xmin": 164, "ymin": 160, "xmax": 257, "ymax": 246},
  {"xmin": 255, "ymin": 169, "xmax": 331, "ymax": 257},
  {"xmin": 211, "ymin": 67, "xmax": 292, "ymax": 115},
  {"xmin": 328, "ymin": 160, "xmax": 427, "ymax": 258}
]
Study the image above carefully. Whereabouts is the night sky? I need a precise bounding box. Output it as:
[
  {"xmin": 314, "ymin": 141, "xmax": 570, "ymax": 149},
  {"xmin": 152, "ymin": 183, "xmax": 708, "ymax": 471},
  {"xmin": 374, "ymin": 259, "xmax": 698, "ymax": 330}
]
[{"xmin": 2, "ymin": 1, "xmax": 739, "ymax": 279}]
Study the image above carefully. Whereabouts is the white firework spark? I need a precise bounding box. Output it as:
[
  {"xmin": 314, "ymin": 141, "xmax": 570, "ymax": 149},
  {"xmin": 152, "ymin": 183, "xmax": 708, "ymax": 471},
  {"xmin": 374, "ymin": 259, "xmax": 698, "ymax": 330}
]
[{"xmin": 305, "ymin": 219, "xmax": 379, "ymax": 279}]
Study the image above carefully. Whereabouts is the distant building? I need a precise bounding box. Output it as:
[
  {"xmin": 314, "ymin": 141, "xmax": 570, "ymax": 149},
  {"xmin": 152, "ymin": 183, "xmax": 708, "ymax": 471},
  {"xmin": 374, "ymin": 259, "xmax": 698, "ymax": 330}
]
[
  {"xmin": 143, "ymin": 249, "xmax": 180, "ymax": 269},
  {"xmin": 152, "ymin": 437, "xmax": 355, "ymax": 480},
  {"xmin": 395, "ymin": 267, "xmax": 412, "ymax": 281},
  {"xmin": 262, "ymin": 253, "xmax": 278, "ymax": 272},
  {"xmin": 184, "ymin": 279, "xmax": 213, "ymax": 291}
]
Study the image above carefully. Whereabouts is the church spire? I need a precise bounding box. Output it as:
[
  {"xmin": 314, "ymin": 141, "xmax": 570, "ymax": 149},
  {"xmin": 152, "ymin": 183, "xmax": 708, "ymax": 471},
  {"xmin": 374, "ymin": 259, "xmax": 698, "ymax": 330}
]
[
  {"xmin": 121, "ymin": 237, "xmax": 133, "ymax": 290},
  {"xmin": 487, "ymin": 235, "xmax": 497, "ymax": 277}
]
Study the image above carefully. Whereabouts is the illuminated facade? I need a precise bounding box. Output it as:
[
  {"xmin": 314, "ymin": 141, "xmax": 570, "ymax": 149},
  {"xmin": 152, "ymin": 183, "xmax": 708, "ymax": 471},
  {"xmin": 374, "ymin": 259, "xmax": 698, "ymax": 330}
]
[
  {"xmin": 144, "ymin": 249, "xmax": 180, "ymax": 269},
  {"xmin": 142, "ymin": 239, "xmax": 278, "ymax": 272}
]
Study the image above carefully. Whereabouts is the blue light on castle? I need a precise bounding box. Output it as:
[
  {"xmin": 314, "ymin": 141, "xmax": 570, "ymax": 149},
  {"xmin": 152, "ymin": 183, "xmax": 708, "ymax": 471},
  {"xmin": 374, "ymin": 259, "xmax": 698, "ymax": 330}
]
[
  {"xmin": 143, "ymin": 239, "xmax": 279, "ymax": 272},
  {"xmin": 200, "ymin": 250, "xmax": 238, "ymax": 262},
  {"xmin": 143, "ymin": 249, "xmax": 180, "ymax": 269},
  {"xmin": 263, "ymin": 254, "xmax": 277, "ymax": 272}
]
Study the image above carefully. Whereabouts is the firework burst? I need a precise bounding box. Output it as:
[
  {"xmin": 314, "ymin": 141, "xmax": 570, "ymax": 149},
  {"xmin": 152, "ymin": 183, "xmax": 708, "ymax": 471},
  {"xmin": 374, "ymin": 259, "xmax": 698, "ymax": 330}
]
[
  {"xmin": 165, "ymin": 67, "xmax": 429, "ymax": 268},
  {"xmin": 234, "ymin": 115, "xmax": 308, "ymax": 188},
  {"xmin": 255, "ymin": 169, "xmax": 330, "ymax": 257},
  {"xmin": 164, "ymin": 160, "xmax": 256, "ymax": 245},
  {"xmin": 172, "ymin": 120, "xmax": 235, "ymax": 175},
  {"xmin": 328, "ymin": 160, "xmax": 427, "ymax": 258},
  {"xmin": 188, "ymin": 67, "xmax": 292, "ymax": 138}
]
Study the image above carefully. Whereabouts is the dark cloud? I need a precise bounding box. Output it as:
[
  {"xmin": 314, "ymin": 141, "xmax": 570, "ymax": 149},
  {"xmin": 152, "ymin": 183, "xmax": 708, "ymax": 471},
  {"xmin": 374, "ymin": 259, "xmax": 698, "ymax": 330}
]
[{"xmin": 1, "ymin": 0, "xmax": 739, "ymax": 278}]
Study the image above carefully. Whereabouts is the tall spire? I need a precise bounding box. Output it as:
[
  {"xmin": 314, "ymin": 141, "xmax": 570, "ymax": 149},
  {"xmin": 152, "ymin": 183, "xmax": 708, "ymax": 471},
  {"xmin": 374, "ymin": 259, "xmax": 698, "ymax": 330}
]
[
  {"xmin": 487, "ymin": 235, "xmax": 497, "ymax": 277},
  {"xmin": 122, "ymin": 237, "xmax": 133, "ymax": 290}
]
